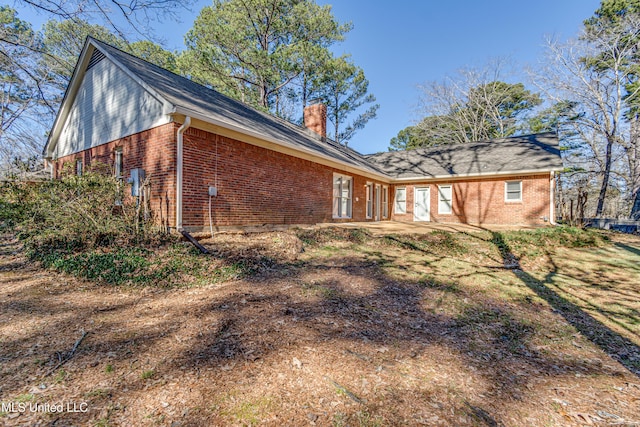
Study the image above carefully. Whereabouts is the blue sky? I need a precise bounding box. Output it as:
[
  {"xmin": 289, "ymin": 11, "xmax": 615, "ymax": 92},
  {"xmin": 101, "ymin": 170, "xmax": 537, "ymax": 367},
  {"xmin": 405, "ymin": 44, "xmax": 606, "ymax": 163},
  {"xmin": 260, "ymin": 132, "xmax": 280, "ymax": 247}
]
[
  {"xmin": 312, "ymin": 0, "xmax": 601, "ymax": 154},
  {"xmin": 15, "ymin": 0, "xmax": 602, "ymax": 154}
]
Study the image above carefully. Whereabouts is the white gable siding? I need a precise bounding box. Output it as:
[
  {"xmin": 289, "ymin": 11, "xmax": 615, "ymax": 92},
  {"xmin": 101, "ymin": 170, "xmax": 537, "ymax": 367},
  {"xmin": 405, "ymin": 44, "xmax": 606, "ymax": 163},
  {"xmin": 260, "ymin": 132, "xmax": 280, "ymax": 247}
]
[{"xmin": 54, "ymin": 57, "xmax": 170, "ymax": 158}]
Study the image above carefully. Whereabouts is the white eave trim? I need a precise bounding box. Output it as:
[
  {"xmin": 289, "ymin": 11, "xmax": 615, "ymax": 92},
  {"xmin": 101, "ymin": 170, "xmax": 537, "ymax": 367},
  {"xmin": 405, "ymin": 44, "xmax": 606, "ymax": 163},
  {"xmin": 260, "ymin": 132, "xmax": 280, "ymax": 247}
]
[
  {"xmin": 170, "ymin": 105, "xmax": 392, "ymax": 182},
  {"xmin": 390, "ymin": 168, "xmax": 563, "ymax": 183}
]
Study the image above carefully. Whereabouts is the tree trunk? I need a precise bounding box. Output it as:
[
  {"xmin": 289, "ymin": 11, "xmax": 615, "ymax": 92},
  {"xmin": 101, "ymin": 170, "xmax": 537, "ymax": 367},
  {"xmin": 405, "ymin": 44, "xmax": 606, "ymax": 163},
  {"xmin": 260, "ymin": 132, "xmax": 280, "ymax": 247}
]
[
  {"xmin": 556, "ymin": 172, "xmax": 564, "ymax": 218},
  {"xmin": 629, "ymin": 116, "xmax": 640, "ymax": 219},
  {"xmin": 595, "ymin": 136, "xmax": 614, "ymax": 217},
  {"xmin": 259, "ymin": 79, "xmax": 269, "ymax": 109},
  {"xmin": 631, "ymin": 188, "xmax": 640, "ymax": 219}
]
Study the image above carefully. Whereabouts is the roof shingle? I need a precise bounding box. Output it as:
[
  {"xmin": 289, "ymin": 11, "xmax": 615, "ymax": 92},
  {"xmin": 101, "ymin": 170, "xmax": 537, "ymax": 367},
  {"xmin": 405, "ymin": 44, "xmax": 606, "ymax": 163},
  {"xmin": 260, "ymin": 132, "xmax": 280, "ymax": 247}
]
[{"xmin": 365, "ymin": 133, "xmax": 563, "ymax": 179}]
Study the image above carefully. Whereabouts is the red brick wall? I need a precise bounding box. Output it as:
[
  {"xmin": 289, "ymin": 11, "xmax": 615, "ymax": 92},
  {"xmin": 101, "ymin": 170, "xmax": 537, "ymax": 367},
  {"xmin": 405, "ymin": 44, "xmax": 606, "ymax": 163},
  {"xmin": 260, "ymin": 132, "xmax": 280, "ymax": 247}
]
[
  {"xmin": 390, "ymin": 175, "xmax": 552, "ymax": 226},
  {"xmin": 53, "ymin": 124, "xmax": 390, "ymax": 230},
  {"xmin": 53, "ymin": 123, "xmax": 178, "ymax": 229},
  {"xmin": 181, "ymin": 127, "xmax": 389, "ymax": 228},
  {"xmin": 52, "ymin": 124, "xmax": 551, "ymax": 228}
]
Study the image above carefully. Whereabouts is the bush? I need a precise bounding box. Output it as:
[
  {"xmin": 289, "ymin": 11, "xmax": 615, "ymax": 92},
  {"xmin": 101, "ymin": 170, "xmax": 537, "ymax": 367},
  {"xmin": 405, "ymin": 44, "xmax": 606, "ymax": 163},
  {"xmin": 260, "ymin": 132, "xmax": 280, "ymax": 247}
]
[{"xmin": 1, "ymin": 167, "xmax": 169, "ymax": 261}]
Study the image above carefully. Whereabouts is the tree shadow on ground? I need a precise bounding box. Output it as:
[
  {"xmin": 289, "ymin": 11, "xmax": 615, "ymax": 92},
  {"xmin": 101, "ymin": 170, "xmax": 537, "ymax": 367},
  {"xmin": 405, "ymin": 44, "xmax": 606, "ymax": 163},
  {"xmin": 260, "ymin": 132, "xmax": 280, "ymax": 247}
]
[
  {"xmin": 614, "ymin": 241, "xmax": 640, "ymax": 257},
  {"xmin": 490, "ymin": 231, "xmax": 640, "ymax": 377},
  {"xmin": 2, "ymin": 230, "xmax": 638, "ymax": 426},
  {"xmin": 164, "ymin": 247, "xmax": 626, "ymax": 425}
]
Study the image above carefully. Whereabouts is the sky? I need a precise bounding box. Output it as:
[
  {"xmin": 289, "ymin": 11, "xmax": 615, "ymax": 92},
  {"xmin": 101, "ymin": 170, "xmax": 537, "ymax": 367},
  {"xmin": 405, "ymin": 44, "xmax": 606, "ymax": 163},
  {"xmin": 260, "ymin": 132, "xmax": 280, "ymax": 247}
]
[{"xmin": 14, "ymin": 0, "xmax": 602, "ymax": 154}]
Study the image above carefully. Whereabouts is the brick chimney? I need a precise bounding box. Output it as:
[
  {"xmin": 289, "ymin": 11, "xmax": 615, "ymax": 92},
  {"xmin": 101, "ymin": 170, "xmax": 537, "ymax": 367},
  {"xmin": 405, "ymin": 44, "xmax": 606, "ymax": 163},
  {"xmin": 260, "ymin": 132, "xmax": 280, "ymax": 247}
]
[{"xmin": 303, "ymin": 102, "xmax": 327, "ymax": 138}]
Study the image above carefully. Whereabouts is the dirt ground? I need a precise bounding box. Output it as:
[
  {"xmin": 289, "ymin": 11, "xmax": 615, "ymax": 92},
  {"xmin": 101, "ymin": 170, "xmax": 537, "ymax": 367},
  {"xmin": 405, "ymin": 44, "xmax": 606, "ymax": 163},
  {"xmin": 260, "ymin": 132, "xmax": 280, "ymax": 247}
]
[{"xmin": 1, "ymin": 228, "xmax": 639, "ymax": 426}]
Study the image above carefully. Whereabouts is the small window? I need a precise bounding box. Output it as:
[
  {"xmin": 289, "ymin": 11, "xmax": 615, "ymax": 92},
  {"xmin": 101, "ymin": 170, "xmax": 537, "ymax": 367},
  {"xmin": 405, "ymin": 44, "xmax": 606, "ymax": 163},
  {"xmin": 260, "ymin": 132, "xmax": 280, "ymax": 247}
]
[
  {"xmin": 333, "ymin": 174, "xmax": 352, "ymax": 218},
  {"xmin": 382, "ymin": 186, "xmax": 389, "ymax": 218},
  {"xmin": 365, "ymin": 183, "xmax": 373, "ymax": 219},
  {"xmin": 76, "ymin": 159, "xmax": 83, "ymax": 176},
  {"xmin": 505, "ymin": 181, "xmax": 522, "ymax": 202},
  {"xmin": 395, "ymin": 187, "xmax": 407, "ymax": 214},
  {"xmin": 114, "ymin": 148, "xmax": 123, "ymax": 180},
  {"xmin": 438, "ymin": 184, "xmax": 452, "ymax": 214}
]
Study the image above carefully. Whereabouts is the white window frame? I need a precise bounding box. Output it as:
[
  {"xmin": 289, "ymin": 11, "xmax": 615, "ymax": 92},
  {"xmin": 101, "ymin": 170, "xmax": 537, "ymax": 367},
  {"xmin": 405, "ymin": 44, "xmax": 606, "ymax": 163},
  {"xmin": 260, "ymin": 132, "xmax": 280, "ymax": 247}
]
[
  {"xmin": 382, "ymin": 186, "xmax": 389, "ymax": 218},
  {"xmin": 333, "ymin": 174, "xmax": 352, "ymax": 219},
  {"xmin": 505, "ymin": 181, "xmax": 522, "ymax": 202},
  {"xmin": 438, "ymin": 184, "xmax": 452, "ymax": 214},
  {"xmin": 375, "ymin": 184, "xmax": 381, "ymax": 221},
  {"xmin": 365, "ymin": 182, "xmax": 373, "ymax": 219},
  {"xmin": 395, "ymin": 187, "xmax": 407, "ymax": 214},
  {"xmin": 76, "ymin": 159, "xmax": 83, "ymax": 176},
  {"xmin": 114, "ymin": 148, "xmax": 123, "ymax": 180}
]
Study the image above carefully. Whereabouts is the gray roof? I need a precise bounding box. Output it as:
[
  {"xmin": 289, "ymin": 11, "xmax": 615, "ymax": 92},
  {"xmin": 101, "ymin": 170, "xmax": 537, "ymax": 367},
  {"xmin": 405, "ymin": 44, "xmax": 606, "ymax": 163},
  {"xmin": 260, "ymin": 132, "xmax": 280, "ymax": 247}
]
[
  {"xmin": 89, "ymin": 39, "xmax": 386, "ymax": 176},
  {"xmin": 365, "ymin": 133, "xmax": 563, "ymax": 179}
]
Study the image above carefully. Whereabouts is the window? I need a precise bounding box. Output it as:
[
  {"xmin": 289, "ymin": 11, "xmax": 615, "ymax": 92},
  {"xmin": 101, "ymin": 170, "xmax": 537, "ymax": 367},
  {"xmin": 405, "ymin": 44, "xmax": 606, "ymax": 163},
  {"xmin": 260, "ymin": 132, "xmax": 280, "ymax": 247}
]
[
  {"xmin": 365, "ymin": 183, "xmax": 373, "ymax": 219},
  {"xmin": 505, "ymin": 181, "xmax": 522, "ymax": 202},
  {"xmin": 114, "ymin": 149, "xmax": 124, "ymax": 206},
  {"xmin": 333, "ymin": 174, "xmax": 352, "ymax": 218},
  {"xmin": 114, "ymin": 148, "xmax": 123, "ymax": 180},
  {"xmin": 382, "ymin": 186, "xmax": 389, "ymax": 218},
  {"xmin": 395, "ymin": 187, "xmax": 407, "ymax": 214},
  {"xmin": 75, "ymin": 159, "xmax": 83, "ymax": 176},
  {"xmin": 438, "ymin": 184, "xmax": 452, "ymax": 214},
  {"xmin": 375, "ymin": 184, "xmax": 381, "ymax": 220}
]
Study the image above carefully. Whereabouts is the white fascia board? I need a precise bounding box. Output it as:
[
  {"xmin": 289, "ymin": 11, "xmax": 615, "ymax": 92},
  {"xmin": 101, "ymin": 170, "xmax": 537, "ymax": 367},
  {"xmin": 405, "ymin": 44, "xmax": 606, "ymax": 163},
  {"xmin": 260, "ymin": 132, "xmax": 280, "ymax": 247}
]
[
  {"xmin": 390, "ymin": 168, "xmax": 563, "ymax": 183},
  {"xmin": 171, "ymin": 105, "xmax": 392, "ymax": 182}
]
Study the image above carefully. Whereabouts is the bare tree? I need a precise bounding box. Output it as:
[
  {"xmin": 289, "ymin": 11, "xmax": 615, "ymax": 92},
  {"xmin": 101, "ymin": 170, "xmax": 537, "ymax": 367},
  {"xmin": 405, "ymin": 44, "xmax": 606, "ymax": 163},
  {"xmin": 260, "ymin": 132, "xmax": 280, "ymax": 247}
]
[
  {"xmin": 0, "ymin": 6, "xmax": 52, "ymax": 167},
  {"xmin": 0, "ymin": 1, "xmax": 193, "ymax": 169},
  {"xmin": 18, "ymin": 0, "xmax": 194, "ymax": 39},
  {"xmin": 533, "ymin": 15, "xmax": 640, "ymax": 218},
  {"xmin": 414, "ymin": 59, "xmax": 541, "ymax": 146}
]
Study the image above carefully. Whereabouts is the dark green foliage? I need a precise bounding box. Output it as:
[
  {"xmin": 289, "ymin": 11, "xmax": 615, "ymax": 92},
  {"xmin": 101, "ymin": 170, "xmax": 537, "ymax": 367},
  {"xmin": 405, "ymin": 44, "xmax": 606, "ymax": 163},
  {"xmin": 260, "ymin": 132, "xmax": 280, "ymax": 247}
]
[
  {"xmin": 0, "ymin": 169, "xmax": 261, "ymax": 288},
  {"xmin": 388, "ymin": 126, "xmax": 423, "ymax": 151},
  {"xmin": 318, "ymin": 55, "xmax": 379, "ymax": 145},
  {"xmin": 28, "ymin": 242, "xmax": 249, "ymax": 288},
  {"xmin": 180, "ymin": 0, "xmax": 375, "ymax": 143},
  {"xmin": 527, "ymin": 101, "xmax": 581, "ymax": 134},
  {"xmin": 491, "ymin": 227, "xmax": 608, "ymax": 263},
  {"xmin": 11, "ymin": 167, "xmax": 159, "ymax": 252},
  {"xmin": 0, "ymin": 6, "xmax": 48, "ymax": 163},
  {"xmin": 38, "ymin": 248, "xmax": 150, "ymax": 285},
  {"xmin": 182, "ymin": 0, "xmax": 350, "ymax": 112},
  {"xmin": 1, "ymin": 168, "xmax": 171, "ymax": 284}
]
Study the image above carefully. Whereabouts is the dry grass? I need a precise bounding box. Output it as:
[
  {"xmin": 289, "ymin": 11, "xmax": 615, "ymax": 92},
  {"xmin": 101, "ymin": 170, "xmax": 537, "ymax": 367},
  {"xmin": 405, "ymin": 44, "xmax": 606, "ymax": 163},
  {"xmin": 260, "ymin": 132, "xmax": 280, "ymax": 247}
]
[{"xmin": 0, "ymin": 227, "xmax": 639, "ymax": 426}]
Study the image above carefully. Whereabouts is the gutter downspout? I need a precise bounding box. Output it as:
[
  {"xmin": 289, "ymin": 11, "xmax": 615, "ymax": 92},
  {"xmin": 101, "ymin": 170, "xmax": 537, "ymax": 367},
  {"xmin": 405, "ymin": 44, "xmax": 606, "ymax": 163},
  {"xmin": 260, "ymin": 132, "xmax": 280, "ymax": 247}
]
[
  {"xmin": 550, "ymin": 171, "xmax": 556, "ymax": 225},
  {"xmin": 176, "ymin": 116, "xmax": 191, "ymax": 231}
]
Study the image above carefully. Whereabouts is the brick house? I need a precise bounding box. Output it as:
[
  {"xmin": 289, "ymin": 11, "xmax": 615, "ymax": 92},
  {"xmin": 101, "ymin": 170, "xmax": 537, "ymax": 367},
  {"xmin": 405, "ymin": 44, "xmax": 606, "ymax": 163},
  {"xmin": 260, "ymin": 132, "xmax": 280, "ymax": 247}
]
[{"xmin": 43, "ymin": 38, "xmax": 563, "ymax": 231}]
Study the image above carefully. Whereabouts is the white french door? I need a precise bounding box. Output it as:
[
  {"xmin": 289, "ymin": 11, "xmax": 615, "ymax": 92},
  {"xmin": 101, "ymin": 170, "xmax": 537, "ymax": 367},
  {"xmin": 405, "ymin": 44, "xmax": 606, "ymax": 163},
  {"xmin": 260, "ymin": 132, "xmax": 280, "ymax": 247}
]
[{"xmin": 414, "ymin": 187, "xmax": 430, "ymax": 221}]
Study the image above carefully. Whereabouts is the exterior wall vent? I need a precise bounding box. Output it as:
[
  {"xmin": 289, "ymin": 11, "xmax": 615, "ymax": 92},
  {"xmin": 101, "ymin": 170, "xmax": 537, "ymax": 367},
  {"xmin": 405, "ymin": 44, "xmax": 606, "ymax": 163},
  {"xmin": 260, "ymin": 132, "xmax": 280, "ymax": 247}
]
[{"xmin": 86, "ymin": 49, "xmax": 106, "ymax": 71}]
